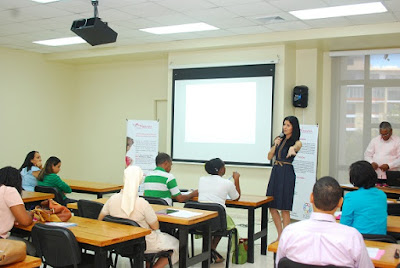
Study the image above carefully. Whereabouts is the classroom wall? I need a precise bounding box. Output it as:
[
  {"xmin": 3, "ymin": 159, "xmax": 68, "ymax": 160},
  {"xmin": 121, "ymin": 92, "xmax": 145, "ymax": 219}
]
[
  {"xmin": 0, "ymin": 43, "xmax": 330, "ymax": 195},
  {"xmin": 0, "ymin": 48, "xmax": 75, "ymax": 171}
]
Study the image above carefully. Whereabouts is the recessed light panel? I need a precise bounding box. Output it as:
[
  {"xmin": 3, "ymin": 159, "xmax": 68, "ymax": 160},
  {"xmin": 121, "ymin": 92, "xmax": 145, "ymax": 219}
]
[
  {"xmin": 290, "ymin": 2, "xmax": 387, "ymax": 20},
  {"xmin": 140, "ymin": 23, "xmax": 218, "ymax": 35},
  {"xmin": 33, "ymin": 37, "xmax": 86, "ymax": 46}
]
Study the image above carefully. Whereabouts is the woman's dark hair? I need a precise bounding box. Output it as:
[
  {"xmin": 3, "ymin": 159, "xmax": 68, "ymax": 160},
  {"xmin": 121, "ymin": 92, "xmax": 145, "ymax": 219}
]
[
  {"xmin": 349, "ymin": 160, "xmax": 377, "ymax": 189},
  {"xmin": 283, "ymin": 116, "xmax": 300, "ymax": 146},
  {"xmin": 38, "ymin": 156, "xmax": 61, "ymax": 181},
  {"xmin": 19, "ymin": 151, "xmax": 38, "ymax": 172},
  {"xmin": 205, "ymin": 158, "xmax": 225, "ymax": 175},
  {"xmin": 0, "ymin": 166, "xmax": 23, "ymax": 194}
]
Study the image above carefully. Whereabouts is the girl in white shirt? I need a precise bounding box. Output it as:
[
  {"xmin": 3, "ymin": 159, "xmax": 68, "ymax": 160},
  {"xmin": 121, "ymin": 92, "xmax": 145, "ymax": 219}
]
[{"xmin": 198, "ymin": 158, "xmax": 241, "ymax": 263}]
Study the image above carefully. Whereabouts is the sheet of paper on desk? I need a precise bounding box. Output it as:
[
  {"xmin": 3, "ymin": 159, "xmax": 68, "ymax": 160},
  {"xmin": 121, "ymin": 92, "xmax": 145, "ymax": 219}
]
[
  {"xmin": 367, "ymin": 247, "xmax": 385, "ymax": 260},
  {"xmin": 168, "ymin": 210, "xmax": 202, "ymax": 218},
  {"xmin": 45, "ymin": 222, "xmax": 77, "ymax": 228}
]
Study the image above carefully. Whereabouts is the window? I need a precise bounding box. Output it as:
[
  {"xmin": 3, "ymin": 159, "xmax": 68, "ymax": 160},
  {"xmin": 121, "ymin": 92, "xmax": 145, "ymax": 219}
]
[{"xmin": 330, "ymin": 54, "xmax": 400, "ymax": 183}]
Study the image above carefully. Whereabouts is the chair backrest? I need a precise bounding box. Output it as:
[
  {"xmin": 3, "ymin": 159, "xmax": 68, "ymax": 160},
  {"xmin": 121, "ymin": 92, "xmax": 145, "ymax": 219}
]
[
  {"xmin": 184, "ymin": 201, "xmax": 226, "ymax": 232},
  {"xmin": 102, "ymin": 215, "xmax": 144, "ymax": 256},
  {"xmin": 103, "ymin": 215, "xmax": 140, "ymax": 227},
  {"xmin": 78, "ymin": 199, "xmax": 104, "ymax": 219},
  {"xmin": 142, "ymin": 196, "xmax": 169, "ymax": 205},
  {"xmin": 388, "ymin": 203, "xmax": 400, "ymax": 216},
  {"xmin": 31, "ymin": 223, "xmax": 81, "ymax": 268},
  {"xmin": 278, "ymin": 257, "xmax": 349, "ymax": 268},
  {"xmin": 362, "ymin": 233, "xmax": 398, "ymax": 243},
  {"xmin": 35, "ymin": 185, "xmax": 66, "ymax": 206}
]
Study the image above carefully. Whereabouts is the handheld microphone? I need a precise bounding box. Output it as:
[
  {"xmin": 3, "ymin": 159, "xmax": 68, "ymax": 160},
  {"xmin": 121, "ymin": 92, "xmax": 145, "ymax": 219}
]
[{"xmin": 279, "ymin": 132, "xmax": 284, "ymax": 138}]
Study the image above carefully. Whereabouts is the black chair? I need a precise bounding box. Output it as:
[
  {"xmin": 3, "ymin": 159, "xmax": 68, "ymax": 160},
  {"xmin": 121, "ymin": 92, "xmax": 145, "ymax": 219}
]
[
  {"xmin": 184, "ymin": 201, "xmax": 238, "ymax": 268},
  {"xmin": 388, "ymin": 203, "xmax": 400, "ymax": 216},
  {"xmin": 278, "ymin": 257, "xmax": 349, "ymax": 268},
  {"xmin": 142, "ymin": 196, "xmax": 169, "ymax": 205},
  {"xmin": 31, "ymin": 223, "xmax": 94, "ymax": 268},
  {"xmin": 103, "ymin": 215, "xmax": 173, "ymax": 268},
  {"xmin": 35, "ymin": 185, "xmax": 66, "ymax": 206},
  {"xmin": 78, "ymin": 199, "xmax": 104, "ymax": 219},
  {"xmin": 362, "ymin": 233, "xmax": 398, "ymax": 243}
]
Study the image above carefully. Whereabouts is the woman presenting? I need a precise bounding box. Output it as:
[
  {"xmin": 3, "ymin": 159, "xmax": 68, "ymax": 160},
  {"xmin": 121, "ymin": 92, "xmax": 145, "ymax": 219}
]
[{"xmin": 266, "ymin": 116, "xmax": 302, "ymax": 241}]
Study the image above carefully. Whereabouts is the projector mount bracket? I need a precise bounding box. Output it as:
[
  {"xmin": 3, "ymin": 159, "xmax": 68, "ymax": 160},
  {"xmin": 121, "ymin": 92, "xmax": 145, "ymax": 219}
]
[{"xmin": 91, "ymin": 0, "xmax": 99, "ymax": 18}]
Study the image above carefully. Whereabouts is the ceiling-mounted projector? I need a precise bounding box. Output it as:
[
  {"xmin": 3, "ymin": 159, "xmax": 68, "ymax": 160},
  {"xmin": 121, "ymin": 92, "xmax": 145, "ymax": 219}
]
[{"xmin": 71, "ymin": 0, "xmax": 117, "ymax": 46}]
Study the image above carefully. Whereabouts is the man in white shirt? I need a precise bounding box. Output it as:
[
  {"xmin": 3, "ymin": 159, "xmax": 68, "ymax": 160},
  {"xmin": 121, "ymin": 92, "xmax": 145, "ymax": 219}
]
[
  {"xmin": 276, "ymin": 176, "xmax": 373, "ymax": 268},
  {"xmin": 364, "ymin": 121, "xmax": 400, "ymax": 179}
]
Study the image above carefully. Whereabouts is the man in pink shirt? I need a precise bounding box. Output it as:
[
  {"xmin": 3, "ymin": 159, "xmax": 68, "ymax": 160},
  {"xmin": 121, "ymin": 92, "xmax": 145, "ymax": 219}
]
[
  {"xmin": 276, "ymin": 176, "xmax": 373, "ymax": 268},
  {"xmin": 364, "ymin": 121, "xmax": 400, "ymax": 180}
]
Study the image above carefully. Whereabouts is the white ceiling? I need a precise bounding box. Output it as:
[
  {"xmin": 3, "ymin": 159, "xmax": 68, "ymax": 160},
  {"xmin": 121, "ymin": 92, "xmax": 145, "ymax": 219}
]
[{"xmin": 1, "ymin": 0, "xmax": 400, "ymax": 54}]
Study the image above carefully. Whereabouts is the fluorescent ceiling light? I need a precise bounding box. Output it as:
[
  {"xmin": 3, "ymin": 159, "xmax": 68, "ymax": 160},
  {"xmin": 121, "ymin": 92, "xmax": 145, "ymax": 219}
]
[
  {"xmin": 33, "ymin": 37, "xmax": 86, "ymax": 46},
  {"xmin": 32, "ymin": 0, "xmax": 60, "ymax": 3},
  {"xmin": 140, "ymin": 22, "xmax": 218, "ymax": 34},
  {"xmin": 290, "ymin": 2, "xmax": 387, "ymax": 20}
]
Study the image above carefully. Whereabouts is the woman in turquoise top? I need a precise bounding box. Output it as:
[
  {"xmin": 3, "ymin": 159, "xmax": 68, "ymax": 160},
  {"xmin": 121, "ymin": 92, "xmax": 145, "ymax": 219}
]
[
  {"xmin": 37, "ymin": 156, "xmax": 76, "ymax": 204},
  {"xmin": 340, "ymin": 160, "xmax": 387, "ymax": 235}
]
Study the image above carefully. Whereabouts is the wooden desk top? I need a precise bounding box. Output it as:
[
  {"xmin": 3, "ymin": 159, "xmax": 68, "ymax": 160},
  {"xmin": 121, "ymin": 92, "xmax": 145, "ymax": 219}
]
[
  {"xmin": 341, "ymin": 184, "xmax": 400, "ymax": 195},
  {"xmin": 16, "ymin": 216, "xmax": 150, "ymax": 247},
  {"xmin": 22, "ymin": 191, "xmax": 54, "ymax": 203},
  {"xmin": 192, "ymin": 194, "xmax": 274, "ymax": 207},
  {"xmin": 67, "ymin": 199, "xmax": 218, "ymax": 226},
  {"xmin": 388, "ymin": 215, "xmax": 400, "ymax": 233},
  {"xmin": 151, "ymin": 204, "xmax": 218, "ymax": 225},
  {"xmin": 63, "ymin": 179, "xmax": 123, "ymax": 193},
  {"xmin": 2, "ymin": 255, "xmax": 42, "ymax": 268},
  {"xmin": 268, "ymin": 240, "xmax": 400, "ymax": 268}
]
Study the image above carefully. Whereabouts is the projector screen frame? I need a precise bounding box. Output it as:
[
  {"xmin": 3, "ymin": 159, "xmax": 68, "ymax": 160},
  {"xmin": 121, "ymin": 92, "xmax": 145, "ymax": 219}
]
[{"xmin": 171, "ymin": 64, "xmax": 275, "ymax": 166}]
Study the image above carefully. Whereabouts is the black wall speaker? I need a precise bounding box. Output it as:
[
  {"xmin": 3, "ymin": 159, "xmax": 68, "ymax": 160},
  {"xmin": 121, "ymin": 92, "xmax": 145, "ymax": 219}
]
[
  {"xmin": 71, "ymin": 17, "xmax": 117, "ymax": 46},
  {"xmin": 293, "ymin": 85, "xmax": 309, "ymax": 108}
]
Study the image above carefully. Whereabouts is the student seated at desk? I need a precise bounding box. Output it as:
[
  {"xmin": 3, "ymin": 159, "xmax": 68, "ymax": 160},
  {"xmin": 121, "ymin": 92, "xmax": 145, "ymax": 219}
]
[
  {"xmin": 19, "ymin": 151, "xmax": 42, "ymax": 192},
  {"xmin": 143, "ymin": 153, "xmax": 198, "ymax": 206},
  {"xmin": 198, "ymin": 158, "xmax": 241, "ymax": 263},
  {"xmin": 37, "ymin": 156, "xmax": 76, "ymax": 204},
  {"xmin": 0, "ymin": 166, "xmax": 35, "ymax": 255},
  {"xmin": 98, "ymin": 166, "xmax": 179, "ymax": 268},
  {"xmin": 277, "ymin": 176, "xmax": 373, "ymax": 268},
  {"xmin": 341, "ymin": 160, "xmax": 387, "ymax": 235}
]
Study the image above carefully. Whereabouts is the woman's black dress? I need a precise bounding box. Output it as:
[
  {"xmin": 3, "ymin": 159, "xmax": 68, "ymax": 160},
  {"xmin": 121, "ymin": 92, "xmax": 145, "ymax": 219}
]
[{"xmin": 266, "ymin": 139, "xmax": 297, "ymax": 211}]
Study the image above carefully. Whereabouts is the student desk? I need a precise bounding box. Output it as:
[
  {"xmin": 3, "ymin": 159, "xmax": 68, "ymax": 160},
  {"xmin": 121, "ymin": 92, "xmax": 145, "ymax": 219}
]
[
  {"xmin": 2, "ymin": 255, "xmax": 42, "ymax": 268},
  {"xmin": 388, "ymin": 215, "xmax": 400, "ymax": 233},
  {"xmin": 21, "ymin": 191, "xmax": 54, "ymax": 203},
  {"xmin": 63, "ymin": 179, "xmax": 123, "ymax": 198},
  {"xmin": 268, "ymin": 240, "xmax": 400, "ymax": 268},
  {"xmin": 15, "ymin": 216, "xmax": 150, "ymax": 268},
  {"xmin": 341, "ymin": 184, "xmax": 400, "ymax": 196},
  {"xmin": 192, "ymin": 194, "xmax": 274, "ymax": 263},
  {"xmin": 68, "ymin": 200, "xmax": 218, "ymax": 268}
]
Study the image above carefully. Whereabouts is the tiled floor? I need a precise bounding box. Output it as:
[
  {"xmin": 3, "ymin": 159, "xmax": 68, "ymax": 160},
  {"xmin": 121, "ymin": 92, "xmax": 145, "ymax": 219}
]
[{"xmin": 68, "ymin": 193, "xmax": 277, "ymax": 268}]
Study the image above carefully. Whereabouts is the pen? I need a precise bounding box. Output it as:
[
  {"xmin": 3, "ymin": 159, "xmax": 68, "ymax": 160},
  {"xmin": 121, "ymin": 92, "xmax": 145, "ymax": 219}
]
[{"xmin": 394, "ymin": 249, "xmax": 399, "ymax": 259}]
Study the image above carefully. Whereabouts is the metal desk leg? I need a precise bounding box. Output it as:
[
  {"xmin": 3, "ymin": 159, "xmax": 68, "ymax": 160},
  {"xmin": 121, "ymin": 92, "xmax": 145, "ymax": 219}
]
[
  {"xmin": 261, "ymin": 205, "xmax": 268, "ymax": 255},
  {"xmin": 133, "ymin": 239, "xmax": 145, "ymax": 268},
  {"xmin": 178, "ymin": 227, "xmax": 189, "ymax": 268},
  {"xmin": 247, "ymin": 207, "xmax": 255, "ymax": 263},
  {"xmin": 202, "ymin": 224, "xmax": 211, "ymax": 268},
  {"xmin": 94, "ymin": 248, "xmax": 108, "ymax": 268}
]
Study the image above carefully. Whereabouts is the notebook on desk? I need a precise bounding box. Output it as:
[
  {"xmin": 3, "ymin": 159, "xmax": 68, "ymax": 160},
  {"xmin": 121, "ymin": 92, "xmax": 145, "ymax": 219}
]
[{"xmin": 386, "ymin": 171, "xmax": 400, "ymax": 188}]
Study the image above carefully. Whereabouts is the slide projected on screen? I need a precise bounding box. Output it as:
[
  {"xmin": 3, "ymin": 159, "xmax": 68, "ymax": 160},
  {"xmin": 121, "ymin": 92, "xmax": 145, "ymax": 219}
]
[
  {"xmin": 185, "ymin": 82, "xmax": 256, "ymax": 144},
  {"xmin": 172, "ymin": 64, "xmax": 275, "ymax": 166}
]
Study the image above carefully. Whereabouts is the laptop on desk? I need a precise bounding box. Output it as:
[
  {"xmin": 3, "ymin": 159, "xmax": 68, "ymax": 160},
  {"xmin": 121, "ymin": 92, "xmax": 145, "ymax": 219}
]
[{"xmin": 386, "ymin": 171, "xmax": 400, "ymax": 188}]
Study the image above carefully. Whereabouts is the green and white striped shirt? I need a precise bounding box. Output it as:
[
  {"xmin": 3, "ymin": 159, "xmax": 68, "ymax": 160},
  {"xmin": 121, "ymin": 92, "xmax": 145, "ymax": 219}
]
[{"xmin": 143, "ymin": 167, "xmax": 181, "ymax": 206}]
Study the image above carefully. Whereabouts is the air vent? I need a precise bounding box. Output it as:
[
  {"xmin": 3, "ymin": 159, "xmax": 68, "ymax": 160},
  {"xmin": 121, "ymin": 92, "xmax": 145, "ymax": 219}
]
[{"xmin": 255, "ymin": 16, "xmax": 284, "ymax": 23}]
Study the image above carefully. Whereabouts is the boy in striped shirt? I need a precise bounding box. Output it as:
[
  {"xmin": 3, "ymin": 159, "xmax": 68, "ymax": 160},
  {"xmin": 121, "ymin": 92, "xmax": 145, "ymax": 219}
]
[{"xmin": 143, "ymin": 153, "xmax": 198, "ymax": 205}]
